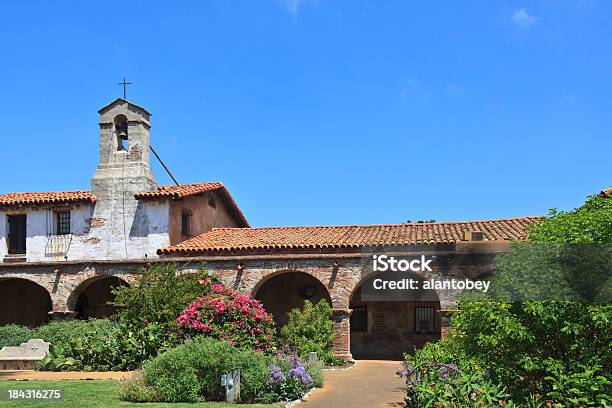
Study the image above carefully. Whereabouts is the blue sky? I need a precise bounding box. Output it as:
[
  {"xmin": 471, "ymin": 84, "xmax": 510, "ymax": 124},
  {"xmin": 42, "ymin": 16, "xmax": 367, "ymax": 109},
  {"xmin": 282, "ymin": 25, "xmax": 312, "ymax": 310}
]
[{"xmin": 0, "ymin": 1, "xmax": 610, "ymax": 227}]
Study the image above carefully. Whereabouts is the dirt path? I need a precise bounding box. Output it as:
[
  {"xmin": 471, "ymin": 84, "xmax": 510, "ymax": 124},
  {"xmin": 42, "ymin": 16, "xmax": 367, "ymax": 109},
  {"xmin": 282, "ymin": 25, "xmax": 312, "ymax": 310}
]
[
  {"xmin": 0, "ymin": 370, "xmax": 133, "ymax": 381},
  {"xmin": 301, "ymin": 360, "xmax": 405, "ymax": 408}
]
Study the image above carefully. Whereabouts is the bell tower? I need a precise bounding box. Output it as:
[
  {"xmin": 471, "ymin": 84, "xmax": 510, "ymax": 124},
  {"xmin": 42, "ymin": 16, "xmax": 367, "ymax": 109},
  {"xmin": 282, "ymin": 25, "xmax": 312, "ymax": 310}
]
[
  {"xmin": 89, "ymin": 98, "xmax": 159, "ymax": 259},
  {"xmin": 92, "ymin": 98, "xmax": 157, "ymax": 195}
]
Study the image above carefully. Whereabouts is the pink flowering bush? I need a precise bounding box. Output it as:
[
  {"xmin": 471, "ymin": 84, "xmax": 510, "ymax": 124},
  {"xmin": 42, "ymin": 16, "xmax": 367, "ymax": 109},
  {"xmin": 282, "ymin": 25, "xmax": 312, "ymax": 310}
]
[{"xmin": 176, "ymin": 281, "xmax": 276, "ymax": 353}]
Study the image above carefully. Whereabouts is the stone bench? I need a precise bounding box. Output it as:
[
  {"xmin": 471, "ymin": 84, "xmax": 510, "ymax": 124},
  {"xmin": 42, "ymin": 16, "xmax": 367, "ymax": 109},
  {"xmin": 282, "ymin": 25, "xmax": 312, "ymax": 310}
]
[{"xmin": 0, "ymin": 339, "xmax": 50, "ymax": 370}]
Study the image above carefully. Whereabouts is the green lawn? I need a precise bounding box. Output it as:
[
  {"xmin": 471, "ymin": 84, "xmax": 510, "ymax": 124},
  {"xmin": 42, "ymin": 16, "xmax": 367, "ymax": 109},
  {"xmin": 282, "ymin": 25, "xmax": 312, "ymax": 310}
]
[{"xmin": 0, "ymin": 380, "xmax": 276, "ymax": 408}]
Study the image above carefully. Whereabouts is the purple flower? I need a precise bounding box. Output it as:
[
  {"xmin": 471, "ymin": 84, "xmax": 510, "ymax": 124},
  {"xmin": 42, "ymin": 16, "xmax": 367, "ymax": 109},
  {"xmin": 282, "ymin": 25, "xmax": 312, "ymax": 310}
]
[
  {"xmin": 289, "ymin": 365, "xmax": 313, "ymax": 386},
  {"xmin": 396, "ymin": 362, "xmax": 421, "ymax": 386},
  {"xmin": 432, "ymin": 363, "xmax": 461, "ymax": 381},
  {"xmin": 269, "ymin": 364, "xmax": 286, "ymax": 384},
  {"xmin": 288, "ymin": 354, "xmax": 301, "ymax": 369}
]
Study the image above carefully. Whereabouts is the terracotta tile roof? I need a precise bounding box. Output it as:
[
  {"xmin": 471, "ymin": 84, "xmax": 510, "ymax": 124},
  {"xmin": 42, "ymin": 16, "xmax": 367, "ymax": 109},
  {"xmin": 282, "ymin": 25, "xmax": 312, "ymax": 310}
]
[
  {"xmin": 0, "ymin": 191, "xmax": 96, "ymax": 207},
  {"xmin": 601, "ymin": 187, "xmax": 612, "ymax": 197},
  {"xmin": 134, "ymin": 182, "xmax": 224, "ymax": 200},
  {"xmin": 135, "ymin": 182, "xmax": 249, "ymax": 227},
  {"xmin": 158, "ymin": 216, "xmax": 543, "ymax": 255}
]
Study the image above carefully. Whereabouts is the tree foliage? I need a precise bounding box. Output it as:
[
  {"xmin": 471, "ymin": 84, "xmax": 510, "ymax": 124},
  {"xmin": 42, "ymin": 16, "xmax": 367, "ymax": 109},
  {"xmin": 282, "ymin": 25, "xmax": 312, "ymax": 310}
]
[
  {"xmin": 110, "ymin": 262, "xmax": 214, "ymax": 328},
  {"xmin": 280, "ymin": 300, "xmax": 335, "ymax": 364},
  {"xmin": 527, "ymin": 194, "xmax": 612, "ymax": 244},
  {"xmin": 403, "ymin": 194, "xmax": 612, "ymax": 406}
]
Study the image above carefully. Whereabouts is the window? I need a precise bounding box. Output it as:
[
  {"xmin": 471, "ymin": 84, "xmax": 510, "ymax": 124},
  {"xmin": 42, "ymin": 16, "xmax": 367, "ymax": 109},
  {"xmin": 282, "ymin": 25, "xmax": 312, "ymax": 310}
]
[
  {"xmin": 181, "ymin": 208, "xmax": 192, "ymax": 237},
  {"xmin": 7, "ymin": 214, "xmax": 26, "ymax": 255},
  {"xmin": 56, "ymin": 211, "xmax": 71, "ymax": 235},
  {"xmin": 350, "ymin": 306, "xmax": 367, "ymax": 332},
  {"xmin": 415, "ymin": 307, "xmax": 435, "ymax": 334}
]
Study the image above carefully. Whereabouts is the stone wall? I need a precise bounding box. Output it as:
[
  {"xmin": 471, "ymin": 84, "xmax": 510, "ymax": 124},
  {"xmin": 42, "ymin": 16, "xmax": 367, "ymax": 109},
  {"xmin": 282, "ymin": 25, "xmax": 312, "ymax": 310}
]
[{"xmin": 0, "ymin": 261, "xmax": 140, "ymax": 321}]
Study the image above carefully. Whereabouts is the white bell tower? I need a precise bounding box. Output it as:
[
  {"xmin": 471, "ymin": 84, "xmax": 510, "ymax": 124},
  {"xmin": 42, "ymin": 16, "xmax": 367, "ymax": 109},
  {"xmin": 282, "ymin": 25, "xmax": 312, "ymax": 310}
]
[{"xmin": 89, "ymin": 98, "xmax": 159, "ymax": 260}]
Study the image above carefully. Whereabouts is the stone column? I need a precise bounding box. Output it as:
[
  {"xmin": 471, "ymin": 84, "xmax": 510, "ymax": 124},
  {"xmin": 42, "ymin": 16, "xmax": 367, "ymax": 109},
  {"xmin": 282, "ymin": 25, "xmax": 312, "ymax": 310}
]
[
  {"xmin": 332, "ymin": 308, "xmax": 352, "ymax": 360},
  {"xmin": 438, "ymin": 300, "xmax": 459, "ymax": 338}
]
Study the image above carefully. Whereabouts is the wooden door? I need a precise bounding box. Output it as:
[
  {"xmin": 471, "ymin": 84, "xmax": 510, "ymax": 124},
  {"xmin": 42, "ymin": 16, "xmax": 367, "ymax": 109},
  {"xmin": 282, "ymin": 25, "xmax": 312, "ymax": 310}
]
[{"xmin": 8, "ymin": 214, "xmax": 26, "ymax": 254}]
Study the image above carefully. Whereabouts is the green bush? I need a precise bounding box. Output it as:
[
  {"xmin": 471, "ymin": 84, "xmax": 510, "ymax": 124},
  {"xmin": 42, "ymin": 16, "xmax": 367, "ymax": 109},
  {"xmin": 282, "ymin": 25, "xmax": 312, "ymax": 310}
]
[
  {"xmin": 305, "ymin": 359, "xmax": 325, "ymax": 388},
  {"xmin": 400, "ymin": 194, "xmax": 612, "ymax": 407},
  {"xmin": 116, "ymin": 371, "xmax": 159, "ymax": 402},
  {"xmin": 121, "ymin": 337, "xmax": 321, "ymax": 403},
  {"xmin": 110, "ymin": 262, "xmax": 215, "ymax": 329},
  {"xmin": 35, "ymin": 319, "xmax": 171, "ymax": 371},
  {"xmin": 136, "ymin": 337, "xmax": 271, "ymax": 403},
  {"xmin": 0, "ymin": 325, "xmax": 34, "ymax": 349},
  {"xmin": 280, "ymin": 300, "xmax": 335, "ymax": 364}
]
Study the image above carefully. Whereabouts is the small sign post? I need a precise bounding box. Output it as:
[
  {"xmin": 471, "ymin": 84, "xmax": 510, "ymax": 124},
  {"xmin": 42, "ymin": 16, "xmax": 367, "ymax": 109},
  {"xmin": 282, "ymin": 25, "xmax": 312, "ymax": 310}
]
[
  {"xmin": 221, "ymin": 369, "xmax": 240, "ymax": 403},
  {"xmin": 308, "ymin": 352, "xmax": 318, "ymax": 363}
]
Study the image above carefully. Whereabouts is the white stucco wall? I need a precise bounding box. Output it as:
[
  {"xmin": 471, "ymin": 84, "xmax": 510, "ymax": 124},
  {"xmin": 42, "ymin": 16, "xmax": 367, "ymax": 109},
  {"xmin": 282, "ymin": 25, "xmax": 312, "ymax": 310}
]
[{"xmin": 0, "ymin": 199, "xmax": 170, "ymax": 262}]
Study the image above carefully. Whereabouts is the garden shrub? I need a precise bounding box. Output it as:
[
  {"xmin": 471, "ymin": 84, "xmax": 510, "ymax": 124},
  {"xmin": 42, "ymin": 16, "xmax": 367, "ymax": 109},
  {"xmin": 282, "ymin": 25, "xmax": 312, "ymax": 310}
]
[
  {"xmin": 176, "ymin": 282, "xmax": 276, "ymax": 353},
  {"xmin": 138, "ymin": 337, "xmax": 271, "ymax": 403},
  {"xmin": 116, "ymin": 370, "xmax": 159, "ymax": 402},
  {"xmin": 120, "ymin": 337, "xmax": 319, "ymax": 403},
  {"xmin": 305, "ymin": 358, "xmax": 325, "ymax": 388},
  {"xmin": 36, "ymin": 319, "xmax": 170, "ymax": 371},
  {"xmin": 446, "ymin": 299, "xmax": 611, "ymax": 404},
  {"xmin": 110, "ymin": 262, "xmax": 215, "ymax": 330},
  {"xmin": 398, "ymin": 356, "xmax": 509, "ymax": 407},
  {"xmin": 0, "ymin": 325, "xmax": 34, "ymax": 349},
  {"xmin": 279, "ymin": 300, "xmax": 335, "ymax": 364}
]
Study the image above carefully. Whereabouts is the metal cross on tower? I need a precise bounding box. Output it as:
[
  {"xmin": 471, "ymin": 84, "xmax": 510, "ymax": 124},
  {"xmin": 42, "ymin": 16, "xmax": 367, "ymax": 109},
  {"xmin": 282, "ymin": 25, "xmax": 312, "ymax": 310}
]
[{"xmin": 118, "ymin": 78, "xmax": 132, "ymax": 99}]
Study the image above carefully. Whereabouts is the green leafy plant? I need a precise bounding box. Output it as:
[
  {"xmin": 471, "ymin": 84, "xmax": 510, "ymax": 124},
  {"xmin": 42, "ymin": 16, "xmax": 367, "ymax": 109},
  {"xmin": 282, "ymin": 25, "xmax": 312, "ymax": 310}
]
[
  {"xmin": 116, "ymin": 370, "xmax": 159, "ymax": 403},
  {"xmin": 136, "ymin": 337, "xmax": 272, "ymax": 403},
  {"xmin": 398, "ymin": 354, "xmax": 509, "ymax": 407},
  {"xmin": 280, "ymin": 300, "xmax": 335, "ymax": 364},
  {"xmin": 544, "ymin": 362, "xmax": 611, "ymax": 407},
  {"xmin": 36, "ymin": 319, "xmax": 171, "ymax": 371},
  {"xmin": 110, "ymin": 262, "xmax": 215, "ymax": 329},
  {"xmin": 119, "ymin": 337, "xmax": 319, "ymax": 404},
  {"xmin": 0, "ymin": 324, "xmax": 34, "ymax": 349},
  {"xmin": 401, "ymin": 194, "xmax": 612, "ymax": 406}
]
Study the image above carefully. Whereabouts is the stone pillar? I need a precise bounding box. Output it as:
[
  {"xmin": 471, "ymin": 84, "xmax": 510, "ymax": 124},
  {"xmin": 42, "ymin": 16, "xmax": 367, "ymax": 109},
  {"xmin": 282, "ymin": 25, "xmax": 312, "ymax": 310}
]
[
  {"xmin": 332, "ymin": 308, "xmax": 352, "ymax": 360},
  {"xmin": 438, "ymin": 309, "xmax": 457, "ymax": 338}
]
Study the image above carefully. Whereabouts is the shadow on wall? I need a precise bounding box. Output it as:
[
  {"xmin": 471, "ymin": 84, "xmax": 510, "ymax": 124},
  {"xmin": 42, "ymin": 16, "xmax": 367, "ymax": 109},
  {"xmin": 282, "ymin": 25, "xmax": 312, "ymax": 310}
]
[
  {"xmin": 0, "ymin": 278, "xmax": 52, "ymax": 327},
  {"xmin": 253, "ymin": 271, "xmax": 332, "ymax": 328},
  {"xmin": 349, "ymin": 274, "xmax": 441, "ymax": 359},
  {"xmin": 72, "ymin": 276, "xmax": 128, "ymax": 320}
]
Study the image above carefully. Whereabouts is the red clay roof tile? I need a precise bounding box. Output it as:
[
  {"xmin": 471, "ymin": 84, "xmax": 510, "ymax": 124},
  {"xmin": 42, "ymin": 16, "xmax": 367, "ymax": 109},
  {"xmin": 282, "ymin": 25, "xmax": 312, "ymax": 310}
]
[
  {"xmin": 0, "ymin": 191, "xmax": 96, "ymax": 207},
  {"xmin": 0, "ymin": 182, "xmax": 248, "ymax": 227},
  {"xmin": 158, "ymin": 216, "xmax": 543, "ymax": 255},
  {"xmin": 134, "ymin": 182, "xmax": 225, "ymax": 200}
]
